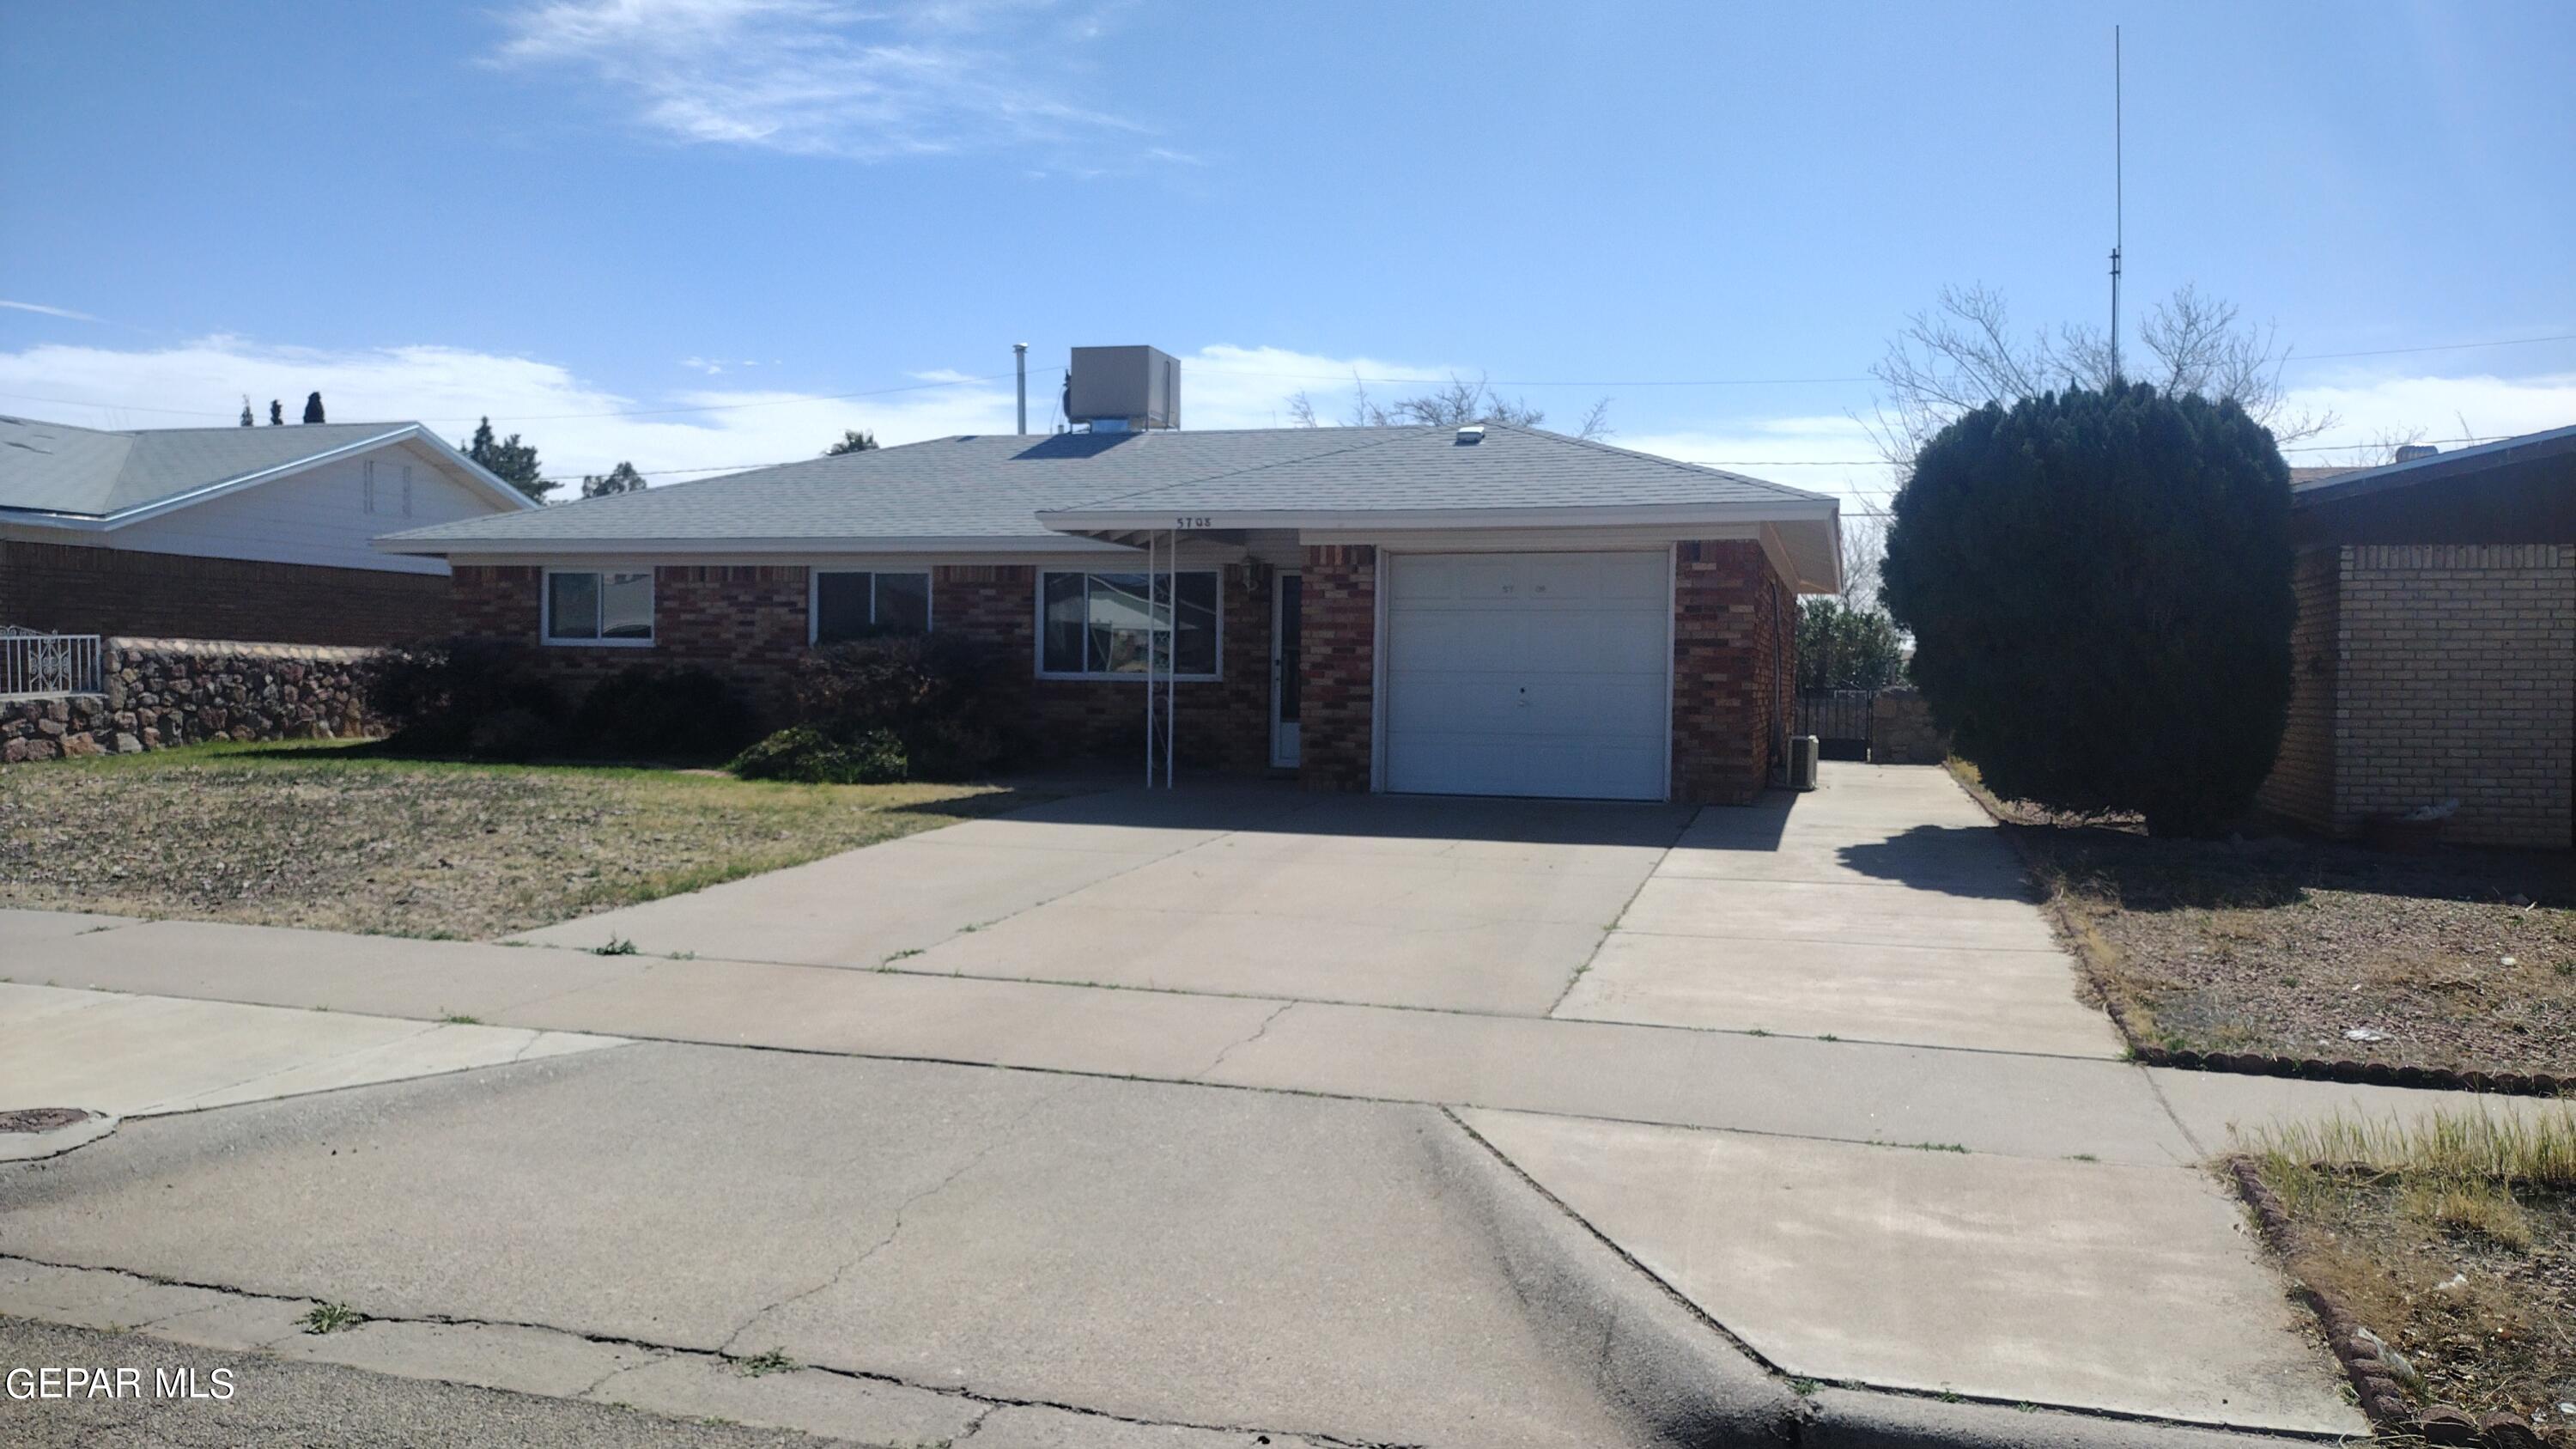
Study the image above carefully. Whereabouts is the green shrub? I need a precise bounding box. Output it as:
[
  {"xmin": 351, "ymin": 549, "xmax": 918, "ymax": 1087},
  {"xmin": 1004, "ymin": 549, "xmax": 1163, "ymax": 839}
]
[
  {"xmin": 1880, "ymin": 383, "xmax": 2294, "ymax": 837},
  {"xmin": 785, "ymin": 636, "xmax": 1022, "ymax": 781},
  {"xmin": 730, "ymin": 725, "xmax": 908, "ymax": 784},
  {"xmin": 366, "ymin": 638, "xmax": 563, "ymax": 759},
  {"xmin": 570, "ymin": 664, "xmax": 757, "ymax": 762}
]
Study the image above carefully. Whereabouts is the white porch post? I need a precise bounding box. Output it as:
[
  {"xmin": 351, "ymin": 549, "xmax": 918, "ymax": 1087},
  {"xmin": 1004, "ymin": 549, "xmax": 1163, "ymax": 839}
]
[{"xmin": 1144, "ymin": 529, "xmax": 1157, "ymax": 788}]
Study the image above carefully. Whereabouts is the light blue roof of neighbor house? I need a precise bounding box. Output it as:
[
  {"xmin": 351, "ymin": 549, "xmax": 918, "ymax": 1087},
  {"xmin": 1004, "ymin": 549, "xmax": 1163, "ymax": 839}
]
[
  {"xmin": 0, "ymin": 415, "xmax": 505, "ymax": 519},
  {"xmin": 379, "ymin": 423, "xmax": 1835, "ymax": 552}
]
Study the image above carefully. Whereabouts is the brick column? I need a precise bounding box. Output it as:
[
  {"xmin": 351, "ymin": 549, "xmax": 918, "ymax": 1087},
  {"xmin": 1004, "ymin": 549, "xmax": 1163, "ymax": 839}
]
[
  {"xmin": 1297, "ymin": 545, "xmax": 1376, "ymax": 791},
  {"xmin": 1671, "ymin": 539, "xmax": 1788, "ymax": 805}
]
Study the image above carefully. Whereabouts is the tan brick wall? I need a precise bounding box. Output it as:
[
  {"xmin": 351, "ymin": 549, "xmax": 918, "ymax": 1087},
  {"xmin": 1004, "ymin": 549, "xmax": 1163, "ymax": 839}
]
[
  {"xmin": 2257, "ymin": 547, "xmax": 2341, "ymax": 831},
  {"xmin": 2333, "ymin": 544, "xmax": 2573, "ymax": 849},
  {"xmin": 0, "ymin": 539, "xmax": 451, "ymax": 647}
]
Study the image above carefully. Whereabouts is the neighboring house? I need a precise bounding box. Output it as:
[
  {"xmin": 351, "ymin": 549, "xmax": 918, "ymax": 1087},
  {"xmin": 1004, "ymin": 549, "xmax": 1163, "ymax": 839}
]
[
  {"xmin": 380, "ymin": 358, "xmax": 1838, "ymax": 804},
  {"xmin": 0, "ymin": 417, "xmax": 536, "ymax": 647},
  {"xmin": 2258, "ymin": 423, "xmax": 2576, "ymax": 849}
]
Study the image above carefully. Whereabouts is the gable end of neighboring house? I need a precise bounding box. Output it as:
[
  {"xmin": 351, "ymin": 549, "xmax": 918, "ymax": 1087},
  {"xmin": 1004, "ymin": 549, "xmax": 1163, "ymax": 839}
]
[
  {"xmin": 0, "ymin": 418, "xmax": 534, "ymax": 647},
  {"xmin": 2257, "ymin": 424, "xmax": 2576, "ymax": 849}
]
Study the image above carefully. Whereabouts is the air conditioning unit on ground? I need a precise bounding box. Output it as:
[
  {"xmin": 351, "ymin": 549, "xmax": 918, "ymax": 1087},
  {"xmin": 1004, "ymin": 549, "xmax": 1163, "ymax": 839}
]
[{"xmin": 1787, "ymin": 734, "xmax": 1820, "ymax": 791}]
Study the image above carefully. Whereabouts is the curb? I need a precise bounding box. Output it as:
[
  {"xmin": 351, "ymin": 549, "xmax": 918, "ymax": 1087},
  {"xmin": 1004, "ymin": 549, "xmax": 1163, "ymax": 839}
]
[
  {"xmin": 2223, "ymin": 1157, "xmax": 2412, "ymax": 1428},
  {"xmin": 1945, "ymin": 767, "xmax": 2569, "ymax": 1101},
  {"xmin": 1801, "ymin": 1387, "xmax": 2345, "ymax": 1448},
  {"xmin": 1427, "ymin": 1110, "xmax": 1803, "ymax": 1446}
]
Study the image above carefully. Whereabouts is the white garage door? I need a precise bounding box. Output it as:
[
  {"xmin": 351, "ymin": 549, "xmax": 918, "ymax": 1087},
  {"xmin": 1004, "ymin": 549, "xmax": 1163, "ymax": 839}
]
[{"xmin": 1383, "ymin": 551, "xmax": 1669, "ymax": 800}]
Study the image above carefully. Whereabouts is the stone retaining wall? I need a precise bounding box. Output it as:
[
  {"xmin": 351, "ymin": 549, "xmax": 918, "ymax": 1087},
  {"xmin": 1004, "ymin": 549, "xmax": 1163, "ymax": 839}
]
[{"xmin": 1, "ymin": 637, "xmax": 381, "ymax": 764}]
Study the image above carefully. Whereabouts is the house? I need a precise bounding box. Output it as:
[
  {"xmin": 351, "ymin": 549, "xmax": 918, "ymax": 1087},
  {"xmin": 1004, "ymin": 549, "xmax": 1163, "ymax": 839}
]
[
  {"xmin": 0, "ymin": 417, "xmax": 536, "ymax": 647},
  {"xmin": 379, "ymin": 350, "xmax": 1840, "ymax": 803},
  {"xmin": 2257, "ymin": 423, "xmax": 2576, "ymax": 849}
]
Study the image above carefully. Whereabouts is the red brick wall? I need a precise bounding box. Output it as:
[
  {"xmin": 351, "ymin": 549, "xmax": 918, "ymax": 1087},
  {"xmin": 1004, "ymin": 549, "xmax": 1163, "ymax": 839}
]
[
  {"xmin": 1671, "ymin": 539, "xmax": 1790, "ymax": 805},
  {"xmin": 454, "ymin": 560, "xmax": 1276, "ymax": 772},
  {"xmin": 1, "ymin": 539, "xmax": 450, "ymax": 648},
  {"xmin": 1297, "ymin": 545, "xmax": 1377, "ymax": 792},
  {"xmin": 937, "ymin": 562, "xmax": 1273, "ymax": 771}
]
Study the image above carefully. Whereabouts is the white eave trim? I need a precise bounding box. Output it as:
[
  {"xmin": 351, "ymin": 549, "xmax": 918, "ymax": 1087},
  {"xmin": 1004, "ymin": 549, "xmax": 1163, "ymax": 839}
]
[
  {"xmin": 1033, "ymin": 499, "xmax": 1842, "ymax": 534},
  {"xmin": 0, "ymin": 424, "xmax": 538, "ymax": 532},
  {"xmin": 372, "ymin": 532, "xmax": 1153, "ymax": 559}
]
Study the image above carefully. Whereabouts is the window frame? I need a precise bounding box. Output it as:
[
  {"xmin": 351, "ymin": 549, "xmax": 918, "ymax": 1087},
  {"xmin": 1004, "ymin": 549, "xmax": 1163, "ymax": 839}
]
[
  {"xmin": 1033, "ymin": 568, "xmax": 1224, "ymax": 682},
  {"xmin": 808, "ymin": 569, "xmax": 935, "ymax": 644},
  {"xmin": 541, "ymin": 567, "xmax": 657, "ymax": 648}
]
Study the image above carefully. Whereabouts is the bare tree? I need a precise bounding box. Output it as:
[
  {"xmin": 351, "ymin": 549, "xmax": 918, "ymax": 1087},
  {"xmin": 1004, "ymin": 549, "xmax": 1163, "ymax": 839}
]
[
  {"xmin": 1863, "ymin": 282, "xmax": 2333, "ymax": 468},
  {"xmin": 1836, "ymin": 513, "xmax": 1888, "ymax": 611},
  {"xmin": 1286, "ymin": 371, "xmax": 1613, "ymax": 439}
]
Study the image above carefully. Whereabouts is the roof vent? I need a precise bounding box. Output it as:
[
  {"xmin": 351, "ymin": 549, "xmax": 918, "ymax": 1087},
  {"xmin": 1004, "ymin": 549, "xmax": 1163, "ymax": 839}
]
[
  {"xmin": 1455, "ymin": 425, "xmax": 1485, "ymax": 444},
  {"xmin": 2394, "ymin": 443, "xmax": 2440, "ymax": 462}
]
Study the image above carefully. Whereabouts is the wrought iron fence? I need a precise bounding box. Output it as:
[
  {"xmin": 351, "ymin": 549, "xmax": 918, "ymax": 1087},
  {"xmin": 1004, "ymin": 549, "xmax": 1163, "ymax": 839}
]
[
  {"xmin": 0, "ymin": 630, "xmax": 103, "ymax": 697},
  {"xmin": 1795, "ymin": 688, "xmax": 1876, "ymax": 761}
]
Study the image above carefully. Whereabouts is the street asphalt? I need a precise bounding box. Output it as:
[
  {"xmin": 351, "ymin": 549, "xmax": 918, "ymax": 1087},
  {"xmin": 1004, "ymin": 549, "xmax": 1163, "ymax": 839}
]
[{"xmin": 0, "ymin": 1315, "xmax": 853, "ymax": 1449}]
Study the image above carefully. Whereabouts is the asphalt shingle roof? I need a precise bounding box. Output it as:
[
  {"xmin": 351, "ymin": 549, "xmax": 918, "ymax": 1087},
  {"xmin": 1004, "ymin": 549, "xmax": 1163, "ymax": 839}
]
[
  {"xmin": 0, "ymin": 416, "xmax": 425, "ymax": 518},
  {"xmin": 381, "ymin": 423, "xmax": 1832, "ymax": 550}
]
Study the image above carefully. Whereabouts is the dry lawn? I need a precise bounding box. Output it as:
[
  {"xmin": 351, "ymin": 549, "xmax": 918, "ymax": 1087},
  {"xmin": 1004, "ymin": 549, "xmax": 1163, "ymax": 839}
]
[
  {"xmin": 0, "ymin": 740, "xmax": 1043, "ymax": 939},
  {"xmin": 1950, "ymin": 763, "xmax": 2576, "ymax": 1079},
  {"xmin": 2244, "ymin": 1109, "xmax": 2576, "ymax": 1441}
]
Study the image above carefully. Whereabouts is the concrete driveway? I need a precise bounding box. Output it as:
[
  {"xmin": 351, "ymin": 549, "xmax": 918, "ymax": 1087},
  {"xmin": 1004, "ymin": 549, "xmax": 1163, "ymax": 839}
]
[
  {"xmin": 518, "ymin": 785, "xmax": 1696, "ymax": 1015},
  {"xmin": 516, "ymin": 765, "xmax": 2113, "ymax": 1056}
]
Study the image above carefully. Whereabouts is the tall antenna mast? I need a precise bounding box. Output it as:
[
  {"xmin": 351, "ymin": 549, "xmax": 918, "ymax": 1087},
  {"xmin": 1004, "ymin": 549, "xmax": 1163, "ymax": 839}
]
[{"xmin": 2109, "ymin": 24, "xmax": 2123, "ymax": 382}]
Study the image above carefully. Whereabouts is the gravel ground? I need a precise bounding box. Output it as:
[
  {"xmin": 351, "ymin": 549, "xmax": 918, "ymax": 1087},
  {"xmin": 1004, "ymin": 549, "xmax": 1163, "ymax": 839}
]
[
  {"xmin": 0, "ymin": 742, "xmax": 1036, "ymax": 941},
  {"xmin": 1949, "ymin": 765, "xmax": 2576, "ymax": 1079},
  {"xmin": 0, "ymin": 1316, "xmax": 858, "ymax": 1448},
  {"xmin": 2032, "ymin": 825, "xmax": 2576, "ymax": 1078}
]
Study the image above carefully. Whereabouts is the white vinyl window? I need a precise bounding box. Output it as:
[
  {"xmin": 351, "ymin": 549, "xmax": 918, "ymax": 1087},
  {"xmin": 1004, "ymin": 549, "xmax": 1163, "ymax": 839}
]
[
  {"xmin": 1037, "ymin": 570, "xmax": 1219, "ymax": 679},
  {"xmin": 811, "ymin": 570, "xmax": 933, "ymax": 642},
  {"xmin": 544, "ymin": 569, "xmax": 654, "ymax": 646}
]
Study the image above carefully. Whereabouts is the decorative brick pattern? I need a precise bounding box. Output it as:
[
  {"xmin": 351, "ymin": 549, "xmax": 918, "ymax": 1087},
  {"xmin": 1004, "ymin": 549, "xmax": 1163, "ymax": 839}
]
[
  {"xmin": 2257, "ymin": 547, "xmax": 2341, "ymax": 832},
  {"xmin": 2331, "ymin": 544, "xmax": 2573, "ymax": 848},
  {"xmin": 1670, "ymin": 539, "xmax": 1791, "ymax": 805},
  {"xmin": 1297, "ymin": 545, "xmax": 1376, "ymax": 792},
  {"xmin": 1, "ymin": 638, "xmax": 380, "ymax": 764},
  {"xmin": 0, "ymin": 539, "xmax": 450, "ymax": 647}
]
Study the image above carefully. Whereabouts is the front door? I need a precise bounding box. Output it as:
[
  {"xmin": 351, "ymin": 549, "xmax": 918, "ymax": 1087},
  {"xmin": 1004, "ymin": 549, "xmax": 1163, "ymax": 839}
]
[{"xmin": 1270, "ymin": 574, "xmax": 1303, "ymax": 769}]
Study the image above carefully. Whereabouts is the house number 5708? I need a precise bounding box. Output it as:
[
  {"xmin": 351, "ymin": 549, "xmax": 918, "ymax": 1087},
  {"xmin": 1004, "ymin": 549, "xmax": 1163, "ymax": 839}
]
[{"xmin": 1175, "ymin": 515, "xmax": 1212, "ymax": 528}]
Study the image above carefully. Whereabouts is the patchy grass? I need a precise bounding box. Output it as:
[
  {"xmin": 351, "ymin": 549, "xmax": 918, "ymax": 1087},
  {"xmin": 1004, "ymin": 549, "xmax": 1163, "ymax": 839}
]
[
  {"xmin": 1948, "ymin": 761, "xmax": 2576, "ymax": 1080},
  {"xmin": 733, "ymin": 1348, "xmax": 797, "ymax": 1378},
  {"xmin": 0, "ymin": 740, "xmax": 1048, "ymax": 941},
  {"xmin": 2241, "ymin": 1108, "xmax": 2576, "ymax": 1439}
]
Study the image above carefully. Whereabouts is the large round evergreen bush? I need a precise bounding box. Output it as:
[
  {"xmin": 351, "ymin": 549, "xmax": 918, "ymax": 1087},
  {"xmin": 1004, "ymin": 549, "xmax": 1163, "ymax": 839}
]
[{"xmin": 1880, "ymin": 383, "xmax": 2295, "ymax": 837}]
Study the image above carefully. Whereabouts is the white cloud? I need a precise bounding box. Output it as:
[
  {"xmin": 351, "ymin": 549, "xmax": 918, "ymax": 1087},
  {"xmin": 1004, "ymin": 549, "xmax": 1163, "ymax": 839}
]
[
  {"xmin": 9, "ymin": 333, "xmax": 2562, "ymax": 508},
  {"xmin": 491, "ymin": 0, "xmax": 1150, "ymax": 161},
  {"xmin": 0, "ymin": 334, "xmax": 1020, "ymax": 485},
  {"xmin": 1, "ymin": 299, "xmax": 106, "ymax": 323},
  {"xmin": 2275, "ymin": 370, "xmax": 2576, "ymax": 464}
]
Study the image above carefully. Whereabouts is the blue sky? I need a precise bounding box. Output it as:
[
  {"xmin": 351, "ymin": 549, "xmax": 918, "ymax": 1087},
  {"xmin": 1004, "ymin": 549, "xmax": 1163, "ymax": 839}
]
[{"xmin": 4, "ymin": 0, "xmax": 2571, "ymax": 508}]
